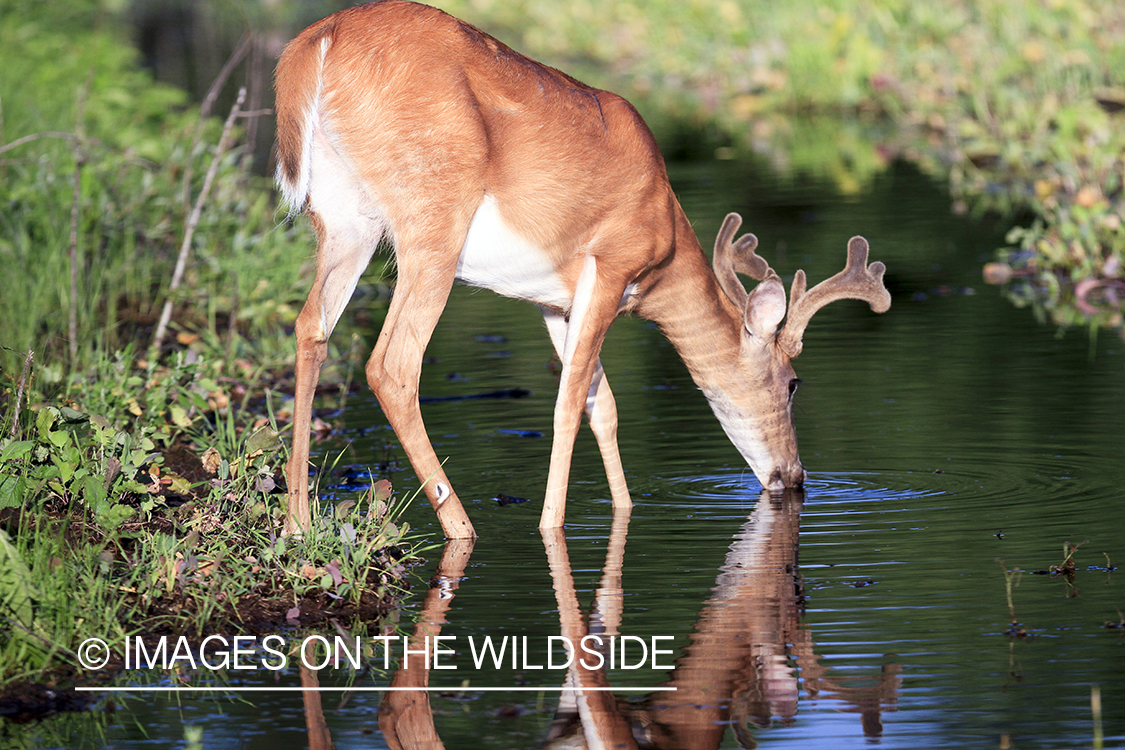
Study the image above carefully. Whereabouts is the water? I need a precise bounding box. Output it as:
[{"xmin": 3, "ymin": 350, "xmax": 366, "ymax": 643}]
[{"xmin": 64, "ymin": 160, "xmax": 1125, "ymax": 748}]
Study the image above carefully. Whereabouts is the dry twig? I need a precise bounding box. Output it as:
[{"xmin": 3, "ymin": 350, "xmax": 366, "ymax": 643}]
[
  {"xmin": 10, "ymin": 349, "xmax": 33, "ymax": 440},
  {"xmin": 151, "ymin": 86, "xmax": 247, "ymax": 354},
  {"xmin": 181, "ymin": 35, "xmax": 251, "ymax": 212}
]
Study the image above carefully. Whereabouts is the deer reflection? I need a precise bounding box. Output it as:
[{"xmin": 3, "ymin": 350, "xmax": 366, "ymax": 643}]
[
  {"xmin": 291, "ymin": 541, "xmax": 472, "ymax": 750},
  {"xmin": 298, "ymin": 662, "xmax": 334, "ymax": 750},
  {"xmin": 542, "ymin": 489, "xmax": 900, "ymax": 749},
  {"xmin": 375, "ymin": 490, "xmax": 899, "ymax": 749}
]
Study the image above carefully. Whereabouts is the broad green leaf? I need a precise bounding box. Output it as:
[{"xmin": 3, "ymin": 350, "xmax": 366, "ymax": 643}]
[
  {"xmin": 0, "ymin": 441, "xmax": 34, "ymax": 462},
  {"xmin": 35, "ymin": 408, "xmax": 58, "ymax": 442},
  {"xmin": 0, "ymin": 529, "xmax": 39, "ymax": 630},
  {"xmin": 246, "ymin": 428, "xmax": 282, "ymax": 454},
  {"xmin": 0, "ymin": 475, "xmax": 27, "ymax": 509}
]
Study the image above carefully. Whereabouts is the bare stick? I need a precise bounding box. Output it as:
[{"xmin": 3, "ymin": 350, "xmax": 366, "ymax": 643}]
[
  {"xmin": 243, "ymin": 34, "xmax": 264, "ymax": 163},
  {"xmin": 226, "ymin": 269, "xmax": 240, "ymax": 363},
  {"xmin": 203, "ymin": 35, "xmax": 251, "ymax": 121},
  {"xmin": 181, "ymin": 34, "xmax": 251, "ymax": 212},
  {"xmin": 67, "ymin": 154, "xmax": 83, "ymax": 365},
  {"xmin": 10, "ymin": 349, "xmax": 33, "ymax": 440},
  {"xmin": 0, "ymin": 131, "xmax": 75, "ymax": 157},
  {"xmin": 152, "ymin": 86, "xmax": 246, "ymax": 355}
]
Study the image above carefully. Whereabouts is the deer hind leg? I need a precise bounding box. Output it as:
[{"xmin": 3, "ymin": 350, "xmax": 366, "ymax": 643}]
[
  {"xmin": 540, "ymin": 255, "xmax": 630, "ymax": 529},
  {"xmin": 542, "ymin": 308, "xmax": 631, "ymax": 512},
  {"xmin": 366, "ymin": 223, "xmax": 476, "ymax": 540},
  {"xmin": 285, "ymin": 212, "xmax": 382, "ymax": 536}
]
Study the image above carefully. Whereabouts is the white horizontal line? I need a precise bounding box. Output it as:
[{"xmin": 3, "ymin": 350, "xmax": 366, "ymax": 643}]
[{"xmin": 75, "ymin": 686, "xmax": 673, "ymax": 693}]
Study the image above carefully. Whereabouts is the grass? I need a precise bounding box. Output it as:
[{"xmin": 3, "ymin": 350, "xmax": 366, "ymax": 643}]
[{"xmin": 0, "ymin": 348, "xmax": 419, "ymax": 682}]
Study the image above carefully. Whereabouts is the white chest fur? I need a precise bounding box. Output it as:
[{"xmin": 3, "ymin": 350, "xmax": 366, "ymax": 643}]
[{"xmin": 456, "ymin": 195, "xmax": 572, "ymax": 310}]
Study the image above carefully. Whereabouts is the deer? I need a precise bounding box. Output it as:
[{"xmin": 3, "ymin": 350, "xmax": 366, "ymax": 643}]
[{"xmin": 273, "ymin": 0, "xmax": 891, "ymax": 539}]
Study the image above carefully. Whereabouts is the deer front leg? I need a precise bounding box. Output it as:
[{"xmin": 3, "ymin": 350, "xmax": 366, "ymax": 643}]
[
  {"xmin": 542, "ymin": 309, "xmax": 631, "ymax": 511},
  {"xmin": 367, "ymin": 239, "xmax": 475, "ymax": 540},
  {"xmin": 540, "ymin": 256, "xmax": 626, "ymax": 529}
]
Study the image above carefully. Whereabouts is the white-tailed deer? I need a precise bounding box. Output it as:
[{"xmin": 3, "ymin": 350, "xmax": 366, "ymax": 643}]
[{"xmin": 274, "ymin": 1, "xmax": 891, "ymax": 538}]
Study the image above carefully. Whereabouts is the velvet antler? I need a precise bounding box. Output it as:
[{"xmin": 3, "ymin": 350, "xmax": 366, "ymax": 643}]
[{"xmin": 777, "ymin": 236, "xmax": 891, "ymax": 358}]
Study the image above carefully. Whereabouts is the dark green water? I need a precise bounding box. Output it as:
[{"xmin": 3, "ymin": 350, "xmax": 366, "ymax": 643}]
[{"xmin": 58, "ymin": 160, "xmax": 1125, "ymax": 749}]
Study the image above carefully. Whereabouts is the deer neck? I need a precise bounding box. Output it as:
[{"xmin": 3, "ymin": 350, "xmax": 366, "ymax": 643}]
[{"xmin": 634, "ymin": 216, "xmax": 746, "ymax": 397}]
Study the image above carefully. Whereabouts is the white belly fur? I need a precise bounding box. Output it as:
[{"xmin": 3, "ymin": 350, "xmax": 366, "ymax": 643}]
[{"xmin": 456, "ymin": 194, "xmax": 571, "ymax": 310}]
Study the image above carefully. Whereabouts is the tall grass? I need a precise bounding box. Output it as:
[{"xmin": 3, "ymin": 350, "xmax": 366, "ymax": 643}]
[{"xmin": 0, "ymin": 1, "xmax": 328, "ymax": 393}]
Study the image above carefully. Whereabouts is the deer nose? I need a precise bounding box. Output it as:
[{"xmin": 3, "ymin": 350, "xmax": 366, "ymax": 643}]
[{"xmin": 767, "ymin": 462, "xmax": 806, "ymax": 491}]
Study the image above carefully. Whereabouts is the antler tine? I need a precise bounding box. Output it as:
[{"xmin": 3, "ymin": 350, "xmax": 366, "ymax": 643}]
[
  {"xmin": 712, "ymin": 212, "xmax": 773, "ymax": 309},
  {"xmin": 777, "ymin": 236, "xmax": 891, "ymax": 358}
]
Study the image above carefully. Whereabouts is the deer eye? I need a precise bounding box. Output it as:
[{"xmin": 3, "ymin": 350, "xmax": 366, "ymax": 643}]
[{"xmin": 787, "ymin": 378, "xmax": 801, "ymax": 398}]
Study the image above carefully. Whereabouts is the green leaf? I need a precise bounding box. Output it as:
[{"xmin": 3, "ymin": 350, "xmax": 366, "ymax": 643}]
[
  {"xmin": 98, "ymin": 503, "xmax": 135, "ymax": 533},
  {"xmin": 169, "ymin": 404, "xmax": 192, "ymax": 429},
  {"xmin": 0, "ymin": 529, "xmax": 39, "ymax": 630},
  {"xmin": 246, "ymin": 428, "xmax": 282, "ymax": 454},
  {"xmin": 0, "ymin": 441, "xmax": 34, "ymax": 462},
  {"xmin": 52, "ymin": 454, "xmax": 75, "ymax": 484},
  {"xmin": 82, "ymin": 475, "xmax": 109, "ymax": 512},
  {"xmin": 35, "ymin": 408, "xmax": 58, "ymax": 442},
  {"xmin": 58, "ymin": 407, "xmax": 89, "ymax": 424},
  {"xmin": 0, "ymin": 475, "xmax": 27, "ymax": 509}
]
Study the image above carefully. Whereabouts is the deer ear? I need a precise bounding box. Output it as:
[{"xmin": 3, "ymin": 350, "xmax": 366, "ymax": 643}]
[{"xmin": 744, "ymin": 274, "xmax": 787, "ymax": 342}]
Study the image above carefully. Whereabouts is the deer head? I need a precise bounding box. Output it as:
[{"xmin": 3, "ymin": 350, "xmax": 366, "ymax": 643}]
[{"xmin": 708, "ymin": 213, "xmax": 891, "ymax": 491}]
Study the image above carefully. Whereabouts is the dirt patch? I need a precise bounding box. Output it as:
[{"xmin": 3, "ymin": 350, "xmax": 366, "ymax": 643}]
[{"xmin": 0, "ymin": 677, "xmax": 91, "ymax": 723}]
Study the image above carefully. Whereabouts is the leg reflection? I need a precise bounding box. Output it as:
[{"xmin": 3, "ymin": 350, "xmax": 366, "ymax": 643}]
[
  {"xmin": 378, "ymin": 537, "xmax": 475, "ymax": 750},
  {"xmin": 299, "ymin": 663, "xmax": 333, "ymax": 750},
  {"xmin": 542, "ymin": 508, "xmax": 638, "ymax": 749}
]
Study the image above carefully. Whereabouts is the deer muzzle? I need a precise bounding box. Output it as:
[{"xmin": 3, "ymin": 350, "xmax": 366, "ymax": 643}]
[{"xmin": 766, "ymin": 461, "xmax": 807, "ymax": 491}]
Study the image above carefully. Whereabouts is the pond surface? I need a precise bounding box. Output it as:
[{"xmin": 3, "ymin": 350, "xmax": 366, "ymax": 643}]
[{"xmin": 68, "ymin": 159, "xmax": 1125, "ymax": 749}]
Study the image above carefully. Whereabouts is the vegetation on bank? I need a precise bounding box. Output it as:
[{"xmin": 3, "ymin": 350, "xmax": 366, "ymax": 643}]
[
  {"xmin": 437, "ymin": 0, "xmax": 1125, "ymax": 330},
  {"xmin": 0, "ymin": 0, "xmax": 408, "ymax": 691}
]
